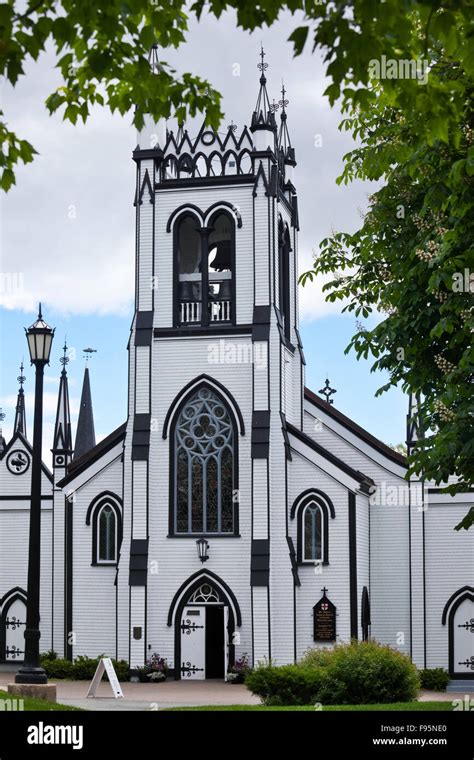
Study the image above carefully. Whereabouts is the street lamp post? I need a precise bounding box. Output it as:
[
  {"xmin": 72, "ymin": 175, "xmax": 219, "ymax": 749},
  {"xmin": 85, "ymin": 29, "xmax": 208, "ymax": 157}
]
[{"xmin": 15, "ymin": 305, "xmax": 54, "ymax": 685}]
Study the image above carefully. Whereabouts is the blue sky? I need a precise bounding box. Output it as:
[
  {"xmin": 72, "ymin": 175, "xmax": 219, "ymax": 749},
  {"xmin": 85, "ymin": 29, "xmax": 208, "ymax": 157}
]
[{"xmin": 0, "ymin": 9, "xmax": 407, "ymax": 464}]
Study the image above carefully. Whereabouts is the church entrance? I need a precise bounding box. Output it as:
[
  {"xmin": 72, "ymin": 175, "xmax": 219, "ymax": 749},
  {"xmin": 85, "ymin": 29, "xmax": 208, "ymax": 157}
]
[
  {"xmin": 0, "ymin": 592, "xmax": 27, "ymax": 663},
  {"xmin": 177, "ymin": 581, "xmax": 230, "ymax": 680},
  {"xmin": 449, "ymin": 594, "xmax": 474, "ymax": 678}
]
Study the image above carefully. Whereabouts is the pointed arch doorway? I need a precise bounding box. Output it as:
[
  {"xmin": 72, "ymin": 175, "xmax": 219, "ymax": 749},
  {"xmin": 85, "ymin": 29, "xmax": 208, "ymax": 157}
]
[{"xmin": 168, "ymin": 571, "xmax": 241, "ymax": 680}]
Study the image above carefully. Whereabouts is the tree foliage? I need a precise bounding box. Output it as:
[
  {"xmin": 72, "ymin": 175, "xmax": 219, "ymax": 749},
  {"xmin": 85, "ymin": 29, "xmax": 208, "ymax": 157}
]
[
  {"xmin": 301, "ymin": 56, "xmax": 474, "ymax": 521},
  {"xmin": 1, "ymin": 1, "xmax": 474, "ymax": 188}
]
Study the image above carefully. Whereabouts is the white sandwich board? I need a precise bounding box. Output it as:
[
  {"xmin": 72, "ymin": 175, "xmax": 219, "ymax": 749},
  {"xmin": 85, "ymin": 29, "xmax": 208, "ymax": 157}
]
[{"xmin": 86, "ymin": 657, "xmax": 124, "ymax": 699}]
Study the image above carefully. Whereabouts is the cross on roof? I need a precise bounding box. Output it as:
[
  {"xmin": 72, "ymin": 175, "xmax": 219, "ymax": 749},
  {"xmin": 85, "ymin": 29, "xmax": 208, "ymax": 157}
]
[{"xmin": 318, "ymin": 377, "xmax": 337, "ymax": 404}]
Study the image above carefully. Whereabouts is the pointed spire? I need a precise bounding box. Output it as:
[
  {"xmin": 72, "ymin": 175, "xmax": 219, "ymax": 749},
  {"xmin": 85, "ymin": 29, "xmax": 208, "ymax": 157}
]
[
  {"xmin": 53, "ymin": 341, "xmax": 73, "ymax": 458},
  {"xmin": 251, "ymin": 45, "xmax": 277, "ymax": 133},
  {"xmin": 13, "ymin": 361, "xmax": 27, "ymax": 437},
  {"xmin": 74, "ymin": 366, "xmax": 96, "ymax": 460},
  {"xmin": 277, "ymin": 82, "xmax": 296, "ymax": 165}
]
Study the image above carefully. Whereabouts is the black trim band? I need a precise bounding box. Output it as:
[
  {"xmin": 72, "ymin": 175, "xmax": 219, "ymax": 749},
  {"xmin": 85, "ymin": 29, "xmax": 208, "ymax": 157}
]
[
  {"xmin": 348, "ymin": 493, "xmax": 358, "ymax": 639},
  {"xmin": 251, "ymin": 539, "xmax": 270, "ymax": 586},
  {"xmin": 129, "ymin": 539, "xmax": 149, "ymax": 586}
]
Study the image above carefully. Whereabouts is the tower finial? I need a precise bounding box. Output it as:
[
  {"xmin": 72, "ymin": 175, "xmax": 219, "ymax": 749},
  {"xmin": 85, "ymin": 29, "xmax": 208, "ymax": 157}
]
[
  {"xmin": 258, "ymin": 44, "xmax": 268, "ymax": 82},
  {"xmin": 60, "ymin": 339, "xmax": 69, "ymax": 375},
  {"xmin": 38, "ymin": 302, "xmax": 42, "ymax": 320},
  {"xmin": 14, "ymin": 360, "xmax": 27, "ymax": 437},
  {"xmin": 18, "ymin": 360, "xmax": 25, "ymax": 389}
]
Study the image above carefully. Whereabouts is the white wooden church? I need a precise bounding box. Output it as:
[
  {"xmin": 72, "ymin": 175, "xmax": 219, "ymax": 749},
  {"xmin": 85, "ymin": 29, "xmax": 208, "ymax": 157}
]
[{"xmin": 1, "ymin": 49, "xmax": 472, "ymax": 685}]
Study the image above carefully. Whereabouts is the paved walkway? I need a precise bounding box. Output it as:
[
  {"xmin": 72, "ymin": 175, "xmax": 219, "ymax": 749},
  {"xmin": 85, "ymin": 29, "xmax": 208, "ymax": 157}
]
[
  {"xmin": 0, "ymin": 671, "xmax": 468, "ymax": 711},
  {"xmin": 0, "ymin": 672, "xmax": 259, "ymax": 710}
]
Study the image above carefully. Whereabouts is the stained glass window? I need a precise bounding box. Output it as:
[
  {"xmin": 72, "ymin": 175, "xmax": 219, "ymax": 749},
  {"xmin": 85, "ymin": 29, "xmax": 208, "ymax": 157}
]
[{"xmin": 174, "ymin": 387, "xmax": 234, "ymax": 533}]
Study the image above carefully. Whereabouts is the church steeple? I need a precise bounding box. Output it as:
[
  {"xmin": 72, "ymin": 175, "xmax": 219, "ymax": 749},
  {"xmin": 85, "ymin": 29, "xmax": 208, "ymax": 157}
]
[
  {"xmin": 74, "ymin": 366, "xmax": 96, "ymax": 460},
  {"xmin": 52, "ymin": 341, "xmax": 73, "ymax": 458},
  {"xmin": 277, "ymin": 83, "xmax": 296, "ymax": 167},
  {"xmin": 13, "ymin": 361, "xmax": 27, "ymax": 437},
  {"xmin": 251, "ymin": 46, "xmax": 277, "ymax": 138}
]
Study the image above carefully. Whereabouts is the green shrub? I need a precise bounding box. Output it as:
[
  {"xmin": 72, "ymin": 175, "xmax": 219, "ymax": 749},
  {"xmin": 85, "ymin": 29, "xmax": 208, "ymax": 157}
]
[
  {"xmin": 300, "ymin": 647, "xmax": 334, "ymax": 669},
  {"xmin": 40, "ymin": 653, "xmax": 130, "ymax": 681},
  {"xmin": 245, "ymin": 664, "xmax": 325, "ymax": 706},
  {"xmin": 40, "ymin": 649, "xmax": 58, "ymax": 663},
  {"xmin": 316, "ymin": 641, "xmax": 420, "ymax": 705},
  {"xmin": 419, "ymin": 668, "xmax": 449, "ymax": 692},
  {"xmin": 42, "ymin": 658, "xmax": 74, "ymax": 679},
  {"xmin": 246, "ymin": 641, "xmax": 420, "ymax": 706},
  {"xmin": 112, "ymin": 659, "xmax": 130, "ymax": 682},
  {"xmin": 72, "ymin": 655, "xmax": 130, "ymax": 681}
]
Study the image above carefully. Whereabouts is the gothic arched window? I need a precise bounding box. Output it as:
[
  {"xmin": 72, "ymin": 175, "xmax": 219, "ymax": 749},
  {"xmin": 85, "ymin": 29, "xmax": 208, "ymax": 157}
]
[
  {"xmin": 86, "ymin": 493, "xmax": 122, "ymax": 566},
  {"xmin": 173, "ymin": 387, "xmax": 236, "ymax": 535},
  {"xmin": 291, "ymin": 490, "xmax": 334, "ymax": 565},
  {"xmin": 303, "ymin": 502, "xmax": 323, "ymax": 562},
  {"xmin": 98, "ymin": 504, "xmax": 117, "ymax": 563}
]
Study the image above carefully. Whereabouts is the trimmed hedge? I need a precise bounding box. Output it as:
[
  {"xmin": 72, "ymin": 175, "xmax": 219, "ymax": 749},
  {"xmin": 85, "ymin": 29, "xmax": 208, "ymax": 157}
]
[
  {"xmin": 246, "ymin": 641, "xmax": 420, "ymax": 706},
  {"xmin": 245, "ymin": 664, "xmax": 325, "ymax": 706},
  {"xmin": 41, "ymin": 658, "xmax": 74, "ymax": 680},
  {"xmin": 40, "ymin": 653, "xmax": 130, "ymax": 681},
  {"xmin": 419, "ymin": 668, "xmax": 449, "ymax": 692}
]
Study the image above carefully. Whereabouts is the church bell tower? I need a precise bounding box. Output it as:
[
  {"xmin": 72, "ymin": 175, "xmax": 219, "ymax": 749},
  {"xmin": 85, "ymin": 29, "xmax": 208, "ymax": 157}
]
[{"xmin": 118, "ymin": 46, "xmax": 305, "ymax": 671}]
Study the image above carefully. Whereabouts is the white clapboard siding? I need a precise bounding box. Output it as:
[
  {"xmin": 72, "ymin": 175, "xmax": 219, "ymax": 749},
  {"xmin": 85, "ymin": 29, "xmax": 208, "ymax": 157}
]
[{"xmin": 70, "ymin": 456, "xmax": 122, "ymax": 659}]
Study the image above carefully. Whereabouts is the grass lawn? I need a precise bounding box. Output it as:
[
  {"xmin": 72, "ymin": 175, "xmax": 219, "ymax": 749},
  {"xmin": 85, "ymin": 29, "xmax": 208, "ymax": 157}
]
[
  {"xmin": 167, "ymin": 702, "xmax": 454, "ymax": 712},
  {"xmin": 0, "ymin": 689, "xmax": 83, "ymax": 711}
]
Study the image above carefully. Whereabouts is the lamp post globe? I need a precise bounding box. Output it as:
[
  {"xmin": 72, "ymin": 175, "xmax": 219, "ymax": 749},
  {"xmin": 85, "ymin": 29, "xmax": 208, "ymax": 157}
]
[{"xmin": 15, "ymin": 305, "xmax": 54, "ymax": 685}]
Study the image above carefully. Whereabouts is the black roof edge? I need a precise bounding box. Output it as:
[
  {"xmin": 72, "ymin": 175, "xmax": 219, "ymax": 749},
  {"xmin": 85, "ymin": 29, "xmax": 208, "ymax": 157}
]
[
  {"xmin": 57, "ymin": 423, "xmax": 127, "ymax": 487},
  {"xmin": 287, "ymin": 422, "xmax": 374, "ymax": 493},
  {"xmin": 304, "ymin": 387, "xmax": 407, "ymax": 468}
]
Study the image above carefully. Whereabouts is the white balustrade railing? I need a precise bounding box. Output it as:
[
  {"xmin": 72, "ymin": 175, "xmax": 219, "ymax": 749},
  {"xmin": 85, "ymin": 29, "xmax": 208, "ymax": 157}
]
[
  {"xmin": 180, "ymin": 301, "xmax": 202, "ymax": 324},
  {"xmin": 179, "ymin": 299, "xmax": 231, "ymax": 324},
  {"xmin": 210, "ymin": 300, "xmax": 231, "ymax": 322}
]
